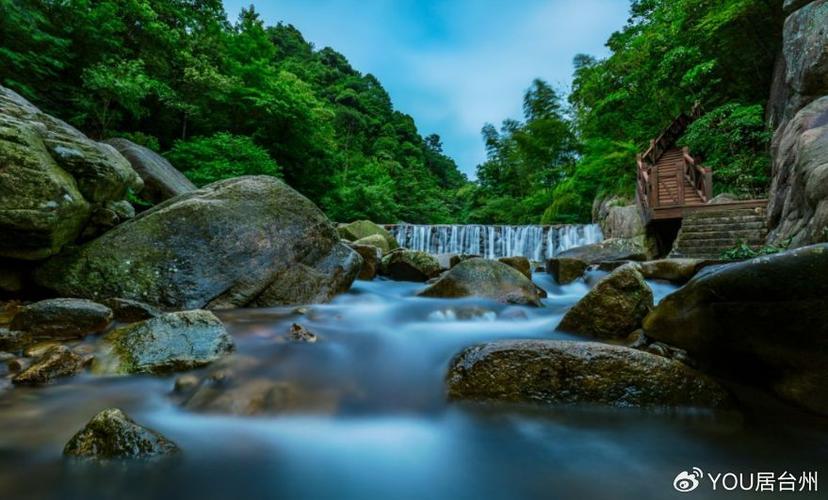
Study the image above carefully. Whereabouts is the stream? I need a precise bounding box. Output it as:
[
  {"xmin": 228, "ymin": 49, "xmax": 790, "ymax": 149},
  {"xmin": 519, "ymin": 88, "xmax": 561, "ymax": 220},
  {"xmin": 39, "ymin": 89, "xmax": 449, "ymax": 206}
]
[{"xmin": 0, "ymin": 272, "xmax": 826, "ymax": 499}]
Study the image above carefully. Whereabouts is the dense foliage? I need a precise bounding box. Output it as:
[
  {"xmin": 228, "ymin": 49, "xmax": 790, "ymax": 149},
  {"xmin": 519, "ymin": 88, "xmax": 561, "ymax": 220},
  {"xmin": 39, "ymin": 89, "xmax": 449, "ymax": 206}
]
[
  {"xmin": 466, "ymin": 0, "xmax": 784, "ymax": 224},
  {"xmin": 0, "ymin": 0, "xmax": 466, "ymax": 222}
]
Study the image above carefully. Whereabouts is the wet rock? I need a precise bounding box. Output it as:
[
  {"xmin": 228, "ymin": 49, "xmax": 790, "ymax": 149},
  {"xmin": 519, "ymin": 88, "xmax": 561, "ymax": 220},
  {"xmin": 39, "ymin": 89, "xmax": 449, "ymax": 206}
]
[
  {"xmin": 23, "ymin": 341, "xmax": 62, "ymax": 358},
  {"xmin": 34, "ymin": 176, "xmax": 361, "ymax": 309},
  {"xmin": 546, "ymin": 257, "xmax": 588, "ymax": 284},
  {"xmin": 497, "ymin": 256, "xmax": 531, "ymax": 279},
  {"xmin": 446, "ymin": 339, "xmax": 732, "ymax": 409},
  {"xmin": 353, "ymin": 234, "xmax": 392, "ymax": 254},
  {"xmin": 380, "ymin": 249, "xmax": 442, "ymax": 282},
  {"xmin": 182, "ymin": 377, "xmax": 338, "ymax": 416},
  {"xmin": 350, "ymin": 243, "xmax": 382, "ymax": 280},
  {"xmin": 449, "ymin": 254, "xmax": 480, "ymax": 268},
  {"xmin": 337, "ymin": 220, "xmax": 399, "ymax": 251},
  {"xmin": 173, "ymin": 374, "xmax": 200, "ymax": 394},
  {"xmin": 558, "ymin": 237, "xmax": 650, "ymax": 264},
  {"xmin": 12, "ymin": 345, "xmax": 84, "ymax": 385},
  {"xmin": 643, "ymin": 243, "xmax": 828, "ymax": 415},
  {"xmin": 287, "ymin": 323, "xmax": 318, "ymax": 343},
  {"xmin": 0, "ymin": 327, "xmax": 30, "ymax": 352},
  {"xmin": 63, "ymin": 408, "xmax": 179, "ymax": 460},
  {"xmin": 10, "ymin": 298, "xmax": 113, "ymax": 340},
  {"xmin": 0, "ymin": 85, "xmax": 141, "ymax": 260},
  {"xmin": 102, "ymin": 310, "xmax": 234, "ymax": 374},
  {"xmin": 103, "ymin": 298, "xmax": 161, "ymax": 323},
  {"xmin": 417, "ymin": 258, "xmax": 543, "ymax": 307},
  {"xmin": 6, "ymin": 357, "xmax": 30, "ymax": 373},
  {"xmin": 637, "ymin": 258, "xmax": 713, "ymax": 284},
  {"xmin": 558, "ymin": 264, "xmax": 653, "ymax": 339},
  {"xmin": 104, "ymin": 138, "xmax": 196, "ymax": 204}
]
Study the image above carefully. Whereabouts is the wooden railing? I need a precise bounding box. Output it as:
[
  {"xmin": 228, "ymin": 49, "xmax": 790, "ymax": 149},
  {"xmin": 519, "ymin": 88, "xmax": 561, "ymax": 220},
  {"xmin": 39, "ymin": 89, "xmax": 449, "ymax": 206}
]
[
  {"xmin": 636, "ymin": 146, "xmax": 712, "ymax": 222},
  {"xmin": 681, "ymin": 146, "xmax": 712, "ymax": 205}
]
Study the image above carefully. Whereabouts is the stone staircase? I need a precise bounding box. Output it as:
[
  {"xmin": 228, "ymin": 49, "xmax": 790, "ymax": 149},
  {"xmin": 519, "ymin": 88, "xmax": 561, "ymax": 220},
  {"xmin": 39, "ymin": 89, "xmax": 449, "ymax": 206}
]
[{"xmin": 670, "ymin": 206, "xmax": 768, "ymax": 258}]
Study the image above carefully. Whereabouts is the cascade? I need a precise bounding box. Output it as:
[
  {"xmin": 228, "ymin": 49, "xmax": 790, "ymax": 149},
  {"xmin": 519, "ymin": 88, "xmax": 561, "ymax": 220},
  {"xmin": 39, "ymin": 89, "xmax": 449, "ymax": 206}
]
[{"xmin": 389, "ymin": 224, "xmax": 602, "ymax": 260}]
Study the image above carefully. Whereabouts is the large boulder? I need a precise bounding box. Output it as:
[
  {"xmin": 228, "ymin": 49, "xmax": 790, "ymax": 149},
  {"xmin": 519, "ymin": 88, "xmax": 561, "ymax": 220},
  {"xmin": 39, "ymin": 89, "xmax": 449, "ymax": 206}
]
[
  {"xmin": 417, "ymin": 258, "xmax": 543, "ymax": 306},
  {"xmin": 380, "ymin": 249, "xmax": 441, "ymax": 282},
  {"xmin": 64, "ymin": 408, "xmax": 179, "ymax": 460},
  {"xmin": 353, "ymin": 234, "xmax": 391, "ymax": 254},
  {"xmin": 10, "ymin": 298, "xmax": 112, "ymax": 340},
  {"xmin": 767, "ymin": 97, "xmax": 828, "ymax": 247},
  {"xmin": 337, "ymin": 220, "xmax": 399, "ymax": 250},
  {"xmin": 546, "ymin": 257, "xmax": 588, "ymax": 284},
  {"xmin": 34, "ymin": 176, "xmax": 361, "ymax": 309},
  {"xmin": 0, "ymin": 86, "xmax": 141, "ymax": 260},
  {"xmin": 558, "ymin": 264, "xmax": 653, "ymax": 339},
  {"xmin": 104, "ymin": 138, "xmax": 196, "ymax": 204},
  {"xmin": 11, "ymin": 345, "xmax": 85, "ymax": 385},
  {"xmin": 643, "ymin": 244, "xmax": 828, "ymax": 414},
  {"xmin": 593, "ymin": 196, "xmax": 644, "ymax": 239},
  {"xmin": 446, "ymin": 340, "xmax": 732, "ymax": 409},
  {"xmin": 497, "ymin": 256, "xmax": 531, "ymax": 279},
  {"xmin": 557, "ymin": 237, "xmax": 649, "ymax": 264},
  {"xmin": 637, "ymin": 258, "xmax": 711, "ymax": 284},
  {"xmin": 99, "ymin": 310, "xmax": 234, "ymax": 374}
]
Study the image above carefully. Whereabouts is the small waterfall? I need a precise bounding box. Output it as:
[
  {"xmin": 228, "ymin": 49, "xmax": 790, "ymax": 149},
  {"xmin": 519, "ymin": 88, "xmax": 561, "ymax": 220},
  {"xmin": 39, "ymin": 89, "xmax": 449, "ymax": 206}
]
[{"xmin": 389, "ymin": 224, "xmax": 603, "ymax": 260}]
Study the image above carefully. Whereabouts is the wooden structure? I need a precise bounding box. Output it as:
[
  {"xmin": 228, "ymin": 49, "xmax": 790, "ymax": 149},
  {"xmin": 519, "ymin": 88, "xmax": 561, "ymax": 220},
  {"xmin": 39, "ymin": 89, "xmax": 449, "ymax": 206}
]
[{"xmin": 635, "ymin": 107, "xmax": 767, "ymax": 224}]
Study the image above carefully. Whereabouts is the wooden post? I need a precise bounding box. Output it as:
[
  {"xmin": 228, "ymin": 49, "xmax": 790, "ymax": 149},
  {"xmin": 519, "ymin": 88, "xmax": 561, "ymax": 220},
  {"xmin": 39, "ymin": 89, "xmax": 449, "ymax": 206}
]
[
  {"xmin": 676, "ymin": 161, "xmax": 684, "ymax": 205},
  {"xmin": 651, "ymin": 163, "xmax": 659, "ymax": 207},
  {"xmin": 703, "ymin": 167, "xmax": 713, "ymax": 201}
]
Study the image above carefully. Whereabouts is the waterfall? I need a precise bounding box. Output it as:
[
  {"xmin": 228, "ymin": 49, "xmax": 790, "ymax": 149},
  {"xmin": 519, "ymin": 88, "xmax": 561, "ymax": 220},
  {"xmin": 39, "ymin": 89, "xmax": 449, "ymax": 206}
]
[{"xmin": 389, "ymin": 224, "xmax": 603, "ymax": 260}]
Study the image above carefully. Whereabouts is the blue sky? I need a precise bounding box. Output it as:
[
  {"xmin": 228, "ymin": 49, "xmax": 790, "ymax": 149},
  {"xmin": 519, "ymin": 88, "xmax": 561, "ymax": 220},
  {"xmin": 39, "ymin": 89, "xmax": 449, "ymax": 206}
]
[{"xmin": 223, "ymin": 0, "xmax": 631, "ymax": 177}]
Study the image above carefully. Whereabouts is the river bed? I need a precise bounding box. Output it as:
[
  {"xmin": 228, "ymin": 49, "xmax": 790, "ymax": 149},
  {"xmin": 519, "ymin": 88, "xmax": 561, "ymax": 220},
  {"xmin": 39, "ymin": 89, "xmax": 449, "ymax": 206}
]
[{"xmin": 0, "ymin": 272, "xmax": 826, "ymax": 499}]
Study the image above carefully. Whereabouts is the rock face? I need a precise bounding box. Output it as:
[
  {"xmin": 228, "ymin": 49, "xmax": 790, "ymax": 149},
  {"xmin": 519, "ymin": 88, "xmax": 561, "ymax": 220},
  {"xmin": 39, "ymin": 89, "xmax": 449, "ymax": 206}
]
[
  {"xmin": 12, "ymin": 345, "xmax": 85, "ymax": 385},
  {"xmin": 63, "ymin": 408, "xmax": 179, "ymax": 460},
  {"xmin": 546, "ymin": 257, "xmax": 588, "ymax": 284},
  {"xmin": 34, "ymin": 176, "xmax": 361, "ymax": 309},
  {"xmin": 558, "ymin": 264, "xmax": 653, "ymax": 339},
  {"xmin": 104, "ymin": 138, "xmax": 196, "ymax": 204},
  {"xmin": 643, "ymin": 244, "xmax": 828, "ymax": 414},
  {"xmin": 558, "ymin": 237, "xmax": 649, "ymax": 264},
  {"xmin": 0, "ymin": 85, "xmax": 141, "ymax": 260},
  {"xmin": 497, "ymin": 256, "xmax": 531, "ymax": 279},
  {"xmin": 350, "ymin": 243, "xmax": 382, "ymax": 280},
  {"xmin": 593, "ymin": 196, "xmax": 644, "ymax": 239},
  {"xmin": 337, "ymin": 220, "xmax": 399, "ymax": 251},
  {"xmin": 10, "ymin": 298, "xmax": 113, "ymax": 340},
  {"xmin": 353, "ymin": 234, "xmax": 391, "ymax": 254},
  {"xmin": 767, "ymin": 97, "xmax": 828, "ymax": 247},
  {"xmin": 380, "ymin": 249, "xmax": 442, "ymax": 282},
  {"xmin": 102, "ymin": 310, "xmax": 233, "ymax": 374},
  {"xmin": 446, "ymin": 340, "xmax": 731, "ymax": 409},
  {"xmin": 417, "ymin": 258, "xmax": 543, "ymax": 306}
]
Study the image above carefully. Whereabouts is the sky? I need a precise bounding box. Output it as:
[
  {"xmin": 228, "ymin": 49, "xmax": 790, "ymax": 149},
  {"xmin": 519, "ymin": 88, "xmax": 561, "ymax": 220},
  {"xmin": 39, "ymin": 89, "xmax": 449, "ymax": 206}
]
[{"xmin": 222, "ymin": 0, "xmax": 631, "ymax": 177}]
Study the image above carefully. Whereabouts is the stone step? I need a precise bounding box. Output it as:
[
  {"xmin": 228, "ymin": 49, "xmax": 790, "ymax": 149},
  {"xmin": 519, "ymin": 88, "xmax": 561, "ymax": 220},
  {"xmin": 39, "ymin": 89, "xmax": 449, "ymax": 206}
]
[
  {"xmin": 680, "ymin": 220, "xmax": 766, "ymax": 231},
  {"xmin": 679, "ymin": 230, "xmax": 766, "ymax": 242},
  {"xmin": 685, "ymin": 208, "xmax": 766, "ymax": 219},
  {"xmin": 682, "ymin": 215, "xmax": 766, "ymax": 226}
]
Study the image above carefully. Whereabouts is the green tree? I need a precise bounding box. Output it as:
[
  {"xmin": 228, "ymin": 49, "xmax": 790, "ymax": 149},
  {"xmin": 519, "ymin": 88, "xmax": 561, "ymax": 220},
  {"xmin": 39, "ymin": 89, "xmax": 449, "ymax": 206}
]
[{"xmin": 166, "ymin": 133, "xmax": 281, "ymax": 187}]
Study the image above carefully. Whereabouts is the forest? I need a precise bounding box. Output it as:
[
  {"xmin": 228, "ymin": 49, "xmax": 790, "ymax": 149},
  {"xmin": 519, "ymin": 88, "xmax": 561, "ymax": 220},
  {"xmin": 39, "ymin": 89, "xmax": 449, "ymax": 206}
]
[{"xmin": 1, "ymin": 0, "xmax": 784, "ymax": 225}]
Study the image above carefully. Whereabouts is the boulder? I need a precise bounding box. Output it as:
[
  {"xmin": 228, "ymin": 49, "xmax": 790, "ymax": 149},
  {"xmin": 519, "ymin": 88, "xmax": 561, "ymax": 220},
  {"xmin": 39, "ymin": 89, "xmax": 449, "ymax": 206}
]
[
  {"xmin": 380, "ymin": 249, "xmax": 442, "ymax": 282},
  {"xmin": 100, "ymin": 310, "xmax": 233, "ymax": 374},
  {"xmin": 446, "ymin": 340, "xmax": 731, "ymax": 409},
  {"xmin": 546, "ymin": 257, "xmax": 588, "ymax": 284},
  {"xmin": 0, "ymin": 327, "xmax": 30, "ymax": 352},
  {"xmin": 12, "ymin": 345, "xmax": 85, "ymax": 385},
  {"xmin": 417, "ymin": 258, "xmax": 543, "ymax": 306},
  {"xmin": 10, "ymin": 298, "xmax": 113, "ymax": 340},
  {"xmin": 350, "ymin": 243, "xmax": 382, "ymax": 280},
  {"xmin": 558, "ymin": 237, "xmax": 649, "ymax": 264},
  {"xmin": 337, "ymin": 220, "xmax": 399, "ymax": 250},
  {"xmin": 558, "ymin": 264, "xmax": 653, "ymax": 339},
  {"xmin": 63, "ymin": 408, "xmax": 179, "ymax": 460},
  {"xmin": 0, "ymin": 85, "xmax": 141, "ymax": 260},
  {"xmin": 637, "ymin": 258, "xmax": 712, "ymax": 284},
  {"xmin": 707, "ymin": 193, "xmax": 740, "ymax": 204},
  {"xmin": 497, "ymin": 256, "xmax": 531, "ymax": 279},
  {"xmin": 449, "ymin": 254, "xmax": 480, "ymax": 267},
  {"xmin": 353, "ymin": 234, "xmax": 391, "ymax": 254},
  {"xmin": 643, "ymin": 244, "xmax": 828, "ymax": 414},
  {"xmin": 767, "ymin": 97, "xmax": 828, "ymax": 247},
  {"xmin": 102, "ymin": 298, "xmax": 161, "ymax": 323},
  {"xmin": 34, "ymin": 176, "xmax": 361, "ymax": 309},
  {"xmin": 593, "ymin": 196, "xmax": 644, "ymax": 239},
  {"xmin": 104, "ymin": 138, "xmax": 196, "ymax": 204}
]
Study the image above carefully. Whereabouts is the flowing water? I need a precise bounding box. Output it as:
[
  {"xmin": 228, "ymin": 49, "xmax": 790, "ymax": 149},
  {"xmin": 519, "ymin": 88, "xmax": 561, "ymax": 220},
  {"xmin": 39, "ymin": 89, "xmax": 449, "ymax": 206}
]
[
  {"xmin": 389, "ymin": 224, "xmax": 603, "ymax": 260},
  {"xmin": 0, "ymin": 273, "xmax": 826, "ymax": 500}
]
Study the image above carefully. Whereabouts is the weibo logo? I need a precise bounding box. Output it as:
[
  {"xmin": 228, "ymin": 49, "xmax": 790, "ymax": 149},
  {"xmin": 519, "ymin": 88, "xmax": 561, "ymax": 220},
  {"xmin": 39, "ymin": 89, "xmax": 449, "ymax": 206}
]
[{"xmin": 674, "ymin": 468, "xmax": 704, "ymax": 493}]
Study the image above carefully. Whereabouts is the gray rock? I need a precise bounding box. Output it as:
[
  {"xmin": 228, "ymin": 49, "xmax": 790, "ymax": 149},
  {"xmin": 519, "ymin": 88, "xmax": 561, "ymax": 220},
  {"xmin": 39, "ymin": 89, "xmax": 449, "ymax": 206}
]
[
  {"xmin": 352, "ymin": 234, "xmax": 391, "ymax": 254},
  {"xmin": 558, "ymin": 237, "xmax": 650, "ymax": 264},
  {"xmin": 497, "ymin": 256, "xmax": 531, "ymax": 279},
  {"xmin": 546, "ymin": 257, "xmax": 588, "ymax": 284},
  {"xmin": 101, "ymin": 310, "xmax": 234, "ymax": 374},
  {"xmin": 337, "ymin": 220, "xmax": 399, "ymax": 250},
  {"xmin": 34, "ymin": 176, "xmax": 361, "ymax": 309},
  {"xmin": 637, "ymin": 258, "xmax": 712, "ymax": 284},
  {"xmin": 350, "ymin": 243, "xmax": 382, "ymax": 280},
  {"xmin": 417, "ymin": 258, "xmax": 543, "ymax": 306},
  {"xmin": 63, "ymin": 408, "xmax": 179, "ymax": 460},
  {"xmin": 593, "ymin": 196, "xmax": 644, "ymax": 239},
  {"xmin": 380, "ymin": 249, "xmax": 442, "ymax": 282},
  {"xmin": 287, "ymin": 323, "xmax": 318, "ymax": 343},
  {"xmin": 446, "ymin": 340, "xmax": 732, "ymax": 409},
  {"xmin": 104, "ymin": 138, "xmax": 196, "ymax": 204},
  {"xmin": 643, "ymin": 244, "xmax": 828, "ymax": 414},
  {"xmin": 10, "ymin": 298, "xmax": 113, "ymax": 340},
  {"xmin": 12, "ymin": 345, "xmax": 84, "ymax": 385},
  {"xmin": 558, "ymin": 264, "xmax": 653, "ymax": 339},
  {"xmin": 103, "ymin": 298, "xmax": 162, "ymax": 323}
]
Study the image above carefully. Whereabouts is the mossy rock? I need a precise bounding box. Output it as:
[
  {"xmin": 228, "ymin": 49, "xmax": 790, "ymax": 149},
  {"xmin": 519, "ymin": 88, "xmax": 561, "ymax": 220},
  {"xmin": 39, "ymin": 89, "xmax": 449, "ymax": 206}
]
[
  {"xmin": 63, "ymin": 408, "xmax": 179, "ymax": 460},
  {"xmin": 338, "ymin": 220, "xmax": 399, "ymax": 250},
  {"xmin": 380, "ymin": 249, "xmax": 442, "ymax": 282},
  {"xmin": 546, "ymin": 257, "xmax": 588, "ymax": 284},
  {"xmin": 446, "ymin": 339, "xmax": 732, "ymax": 409},
  {"xmin": 12, "ymin": 345, "xmax": 85, "ymax": 385},
  {"xmin": 497, "ymin": 256, "xmax": 531, "ymax": 279},
  {"xmin": 10, "ymin": 298, "xmax": 112, "ymax": 340},
  {"xmin": 417, "ymin": 258, "xmax": 542, "ymax": 306},
  {"xmin": 353, "ymin": 234, "xmax": 391, "ymax": 254}
]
